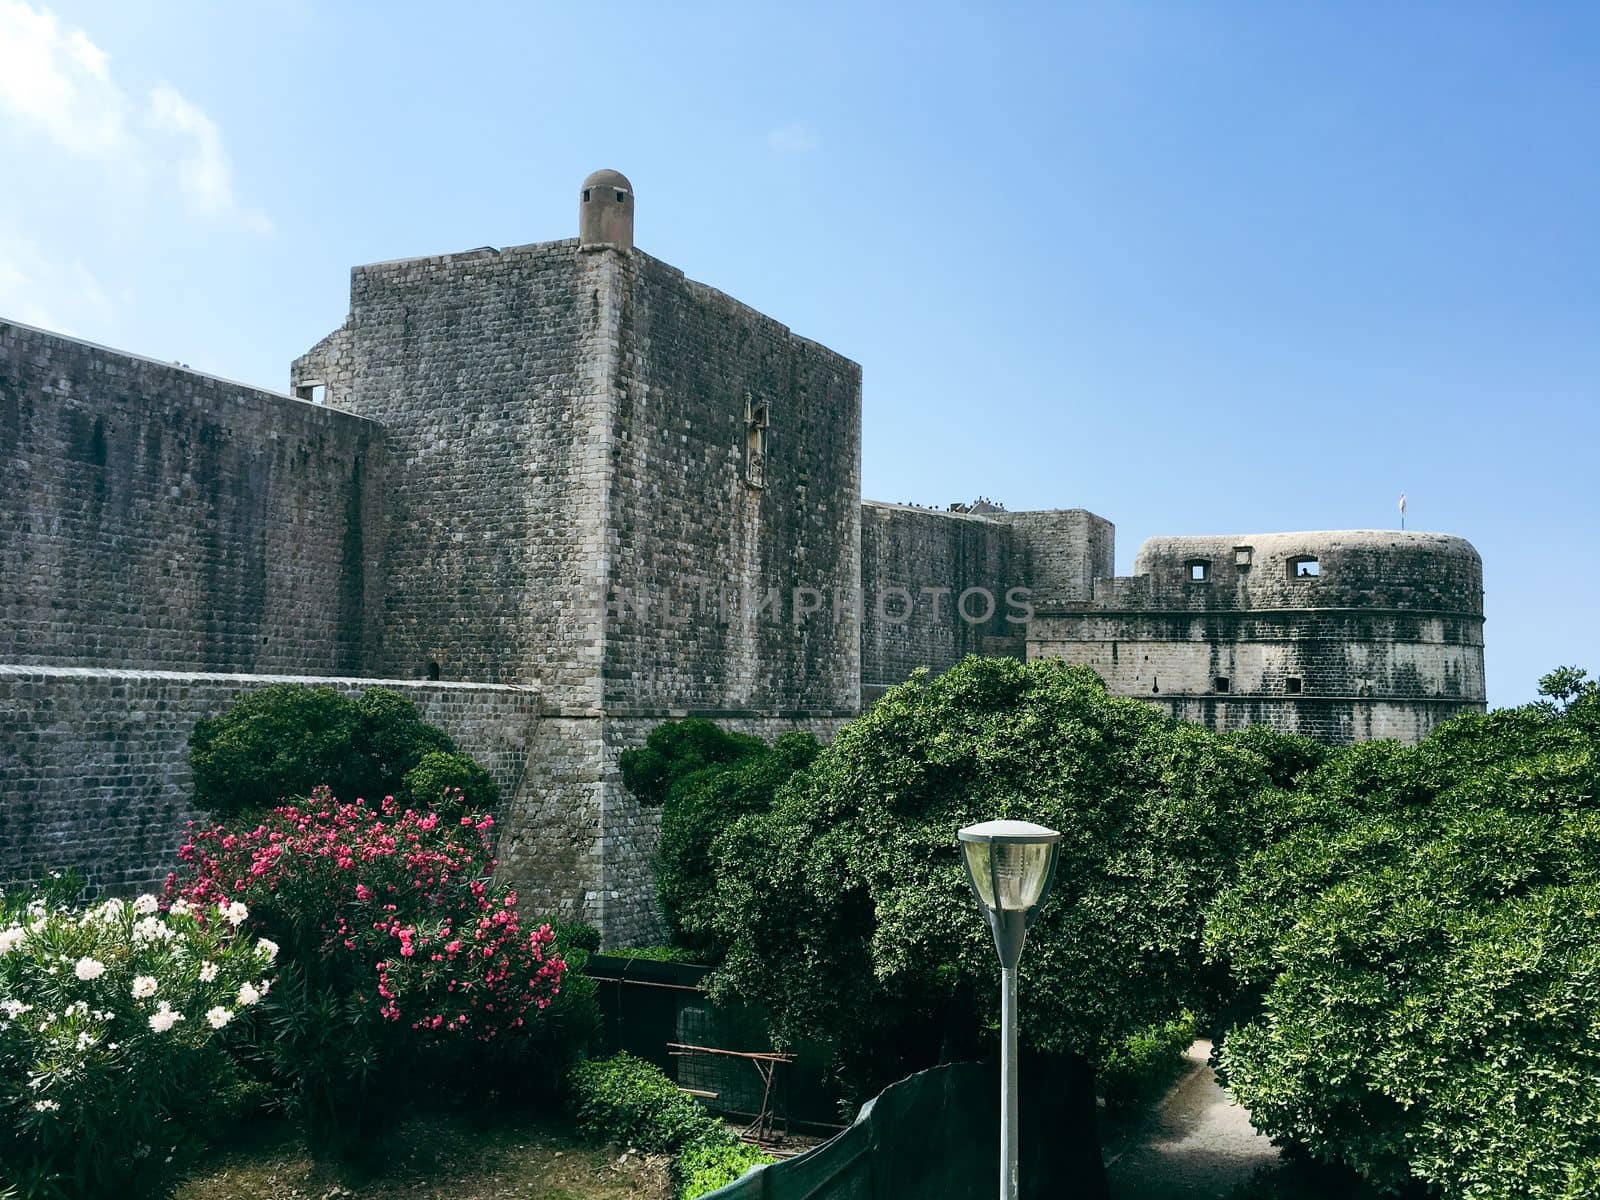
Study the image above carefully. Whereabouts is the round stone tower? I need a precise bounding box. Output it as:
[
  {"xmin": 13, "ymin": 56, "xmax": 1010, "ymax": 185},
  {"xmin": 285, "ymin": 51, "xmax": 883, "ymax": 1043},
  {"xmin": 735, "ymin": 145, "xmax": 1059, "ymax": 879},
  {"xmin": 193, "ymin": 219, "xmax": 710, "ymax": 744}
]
[{"xmin": 579, "ymin": 169, "xmax": 634, "ymax": 250}]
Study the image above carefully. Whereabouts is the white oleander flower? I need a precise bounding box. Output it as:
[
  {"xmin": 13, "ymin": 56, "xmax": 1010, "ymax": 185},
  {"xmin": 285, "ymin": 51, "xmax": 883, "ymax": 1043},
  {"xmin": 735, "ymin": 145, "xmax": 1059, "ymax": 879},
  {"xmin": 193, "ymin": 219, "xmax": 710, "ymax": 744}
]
[
  {"xmin": 132, "ymin": 915, "xmax": 173, "ymax": 943},
  {"xmin": 236, "ymin": 981, "xmax": 260, "ymax": 1006},
  {"xmin": 33, "ymin": 1099, "xmax": 59, "ymax": 1113},
  {"xmin": 258, "ymin": 978, "xmax": 272, "ymax": 996},
  {"xmin": 198, "ymin": 961, "xmax": 220, "ymax": 983},
  {"xmin": 131, "ymin": 976, "xmax": 158, "ymax": 1000},
  {"xmin": 168, "ymin": 898, "xmax": 192, "ymax": 917},
  {"xmin": 0, "ymin": 926, "xmax": 26, "ymax": 954},
  {"xmin": 220, "ymin": 901, "xmax": 249, "ymax": 928},
  {"xmin": 147, "ymin": 1003, "xmax": 183, "ymax": 1033},
  {"xmin": 1, "ymin": 999, "xmax": 30, "ymax": 1019},
  {"xmin": 256, "ymin": 938, "xmax": 279, "ymax": 962},
  {"xmin": 205, "ymin": 1006, "xmax": 232, "ymax": 1030},
  {"xmin": 64, "ymin": 1000, "xmax": 87, "ymax": 1017},
  {"xmin": 132, "ymin": 894, "xmax": 159, "ymax": 915},
  {"xmin": 73, "ymin": 957, "xmax": 106, "ymax": 982}
]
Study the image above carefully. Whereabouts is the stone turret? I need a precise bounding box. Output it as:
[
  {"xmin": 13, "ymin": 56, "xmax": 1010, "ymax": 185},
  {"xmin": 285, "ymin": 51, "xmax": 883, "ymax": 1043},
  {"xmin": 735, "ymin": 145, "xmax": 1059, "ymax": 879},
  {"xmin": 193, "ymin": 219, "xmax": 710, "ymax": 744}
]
[{"xmin": 579, "ymin": 168, "xmax": 634, "ymax": 250}]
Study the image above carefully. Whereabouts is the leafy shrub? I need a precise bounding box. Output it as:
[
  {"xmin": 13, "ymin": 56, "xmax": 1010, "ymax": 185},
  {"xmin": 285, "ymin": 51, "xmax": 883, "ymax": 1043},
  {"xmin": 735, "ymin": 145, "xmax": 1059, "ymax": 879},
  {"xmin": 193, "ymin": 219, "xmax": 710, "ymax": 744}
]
[
  {"xmin": 619, "ymin": 719, "xmax": 765, "ymax": 809},
  {"xmin": 1206, "ymin": 675, "xmax": 1600, "ymax": 1198},
  {"xmin": 187, "ymin": 685, "xmax": 476, "ymax": 817},
  {"xmin": 0, "ymin": 877, "xmax": 275, "ymax": 1198},
  {"xmin": 606, "ymin": 945, "xmax": 707, "ymax": 964},
  {"xmin": 549, "ymin": 920, "xmax": 601, "ymax": 954},
  {"xmin": 567, "ymin": 1052, "xmax": 734, "ymax": 1157},
  {"xmin": 1096, "ymin": 1011, "xmax": 1198, "ymax": 1116},
  {"xmin": 701, "ymin": 658, "xmax": 1276, "ymax": 1099},
  {"xmin": 165, "ymin": 789, "xmax": 566, "ymax": 1150},
  {"xmin": 654, "ymin": 732, "xmax": 820, "ymax": 960},
  {"xmin": 675, "ymin": 1140, "xmax": 776, "ymax": 1199},
  {"xmin": 402, "ymin": 750, "xmax": 499, "ymax": 817}
]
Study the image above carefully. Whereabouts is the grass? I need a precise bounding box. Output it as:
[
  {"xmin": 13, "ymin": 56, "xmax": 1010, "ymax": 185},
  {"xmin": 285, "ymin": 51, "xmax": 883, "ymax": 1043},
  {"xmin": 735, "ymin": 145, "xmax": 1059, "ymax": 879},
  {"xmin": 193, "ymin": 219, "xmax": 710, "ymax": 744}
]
[{"xmin": 175, "ymin": 1113, "xmax": 672, "ymax": 1200}]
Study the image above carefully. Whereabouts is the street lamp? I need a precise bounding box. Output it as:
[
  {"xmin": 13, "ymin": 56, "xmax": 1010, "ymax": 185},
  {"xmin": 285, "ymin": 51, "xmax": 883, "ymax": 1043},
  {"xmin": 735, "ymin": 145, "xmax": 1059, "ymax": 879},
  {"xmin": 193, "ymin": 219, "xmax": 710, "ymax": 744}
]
[{"xmin": 959, "ymin": 819, "xmax": 1062, "ymax": 1200}]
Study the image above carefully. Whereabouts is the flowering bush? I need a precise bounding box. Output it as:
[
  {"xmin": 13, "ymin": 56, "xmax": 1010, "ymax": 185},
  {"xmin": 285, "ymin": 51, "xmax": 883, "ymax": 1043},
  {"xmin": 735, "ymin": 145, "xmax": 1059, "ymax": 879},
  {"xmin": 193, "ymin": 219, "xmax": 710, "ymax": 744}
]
[
  {"xmin": 165, "ymin": 788, "xmax": 567, "ymax": 1149},
  {"xmin": 0, "ymin": 875, "xmax": 275, "ymax": 1198}
]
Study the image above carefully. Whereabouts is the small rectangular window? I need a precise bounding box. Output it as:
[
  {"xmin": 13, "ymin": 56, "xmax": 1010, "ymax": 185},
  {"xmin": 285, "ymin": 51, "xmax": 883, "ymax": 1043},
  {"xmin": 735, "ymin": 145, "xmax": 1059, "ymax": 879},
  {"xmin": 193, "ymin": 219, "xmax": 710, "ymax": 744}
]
[
  {"xmin": 1285, "ymin": 677, "xmax": 1303, "ymax": 694},
  {"xmin": 582, "ymin": 188, "xmax": 591, "ymax": 202},
  {"xmin": 1187, "ymin": 559, "xmax": 1211, "ymax": 582},
  {"xmin": 1234, "ymin": 546, "xmax": 1253, "ymax": 568},
  {"xmin": 1214, "ymin": 676, "xmax": 1230, "ymax": 693},
  {"xmin": 1288, "ymin": 555, "xmax": 1320, "ymax": 580},
  {"xmin": 295, "ymin": 382, "xmax": 327, "ymax": 406}
]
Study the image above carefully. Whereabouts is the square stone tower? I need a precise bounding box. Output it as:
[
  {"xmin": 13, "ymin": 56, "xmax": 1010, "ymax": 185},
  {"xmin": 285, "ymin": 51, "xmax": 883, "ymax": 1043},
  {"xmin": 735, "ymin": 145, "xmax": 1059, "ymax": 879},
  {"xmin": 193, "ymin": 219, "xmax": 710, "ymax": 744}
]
[{"xmin": 293, "ymin": 172, "xmax": 862, "ymax": 941}]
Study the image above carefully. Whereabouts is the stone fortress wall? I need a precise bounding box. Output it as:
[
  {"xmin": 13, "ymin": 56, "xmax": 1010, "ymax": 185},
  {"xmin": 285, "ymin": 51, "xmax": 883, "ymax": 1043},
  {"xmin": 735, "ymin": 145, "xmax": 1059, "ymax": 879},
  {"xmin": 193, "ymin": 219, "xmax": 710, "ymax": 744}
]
[
  {"xmin": 1, "ymin": 321, "xmax": 385, "ymax": 674},
  {"xmin": 1027, "ymin": 530, "xmax": 1487, "ymax": 743},
  {"xmin": 0, "ymin": 170, "xmax": 1487, "ymax": 941}
]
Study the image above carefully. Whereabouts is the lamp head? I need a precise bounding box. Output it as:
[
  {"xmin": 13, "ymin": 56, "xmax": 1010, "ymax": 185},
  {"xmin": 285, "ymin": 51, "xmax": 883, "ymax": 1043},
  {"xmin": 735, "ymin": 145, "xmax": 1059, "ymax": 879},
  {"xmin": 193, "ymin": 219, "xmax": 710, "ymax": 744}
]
[{"xmin": 958, "ymin": 819, "xmax": 1062, "ymax": 969}]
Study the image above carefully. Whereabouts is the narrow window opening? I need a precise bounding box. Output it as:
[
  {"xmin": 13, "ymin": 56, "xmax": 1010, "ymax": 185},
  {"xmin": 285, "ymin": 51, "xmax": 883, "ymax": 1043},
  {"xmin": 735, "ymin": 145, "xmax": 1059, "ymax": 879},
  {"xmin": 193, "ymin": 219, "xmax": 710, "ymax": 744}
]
[
  {"xmin": 1288, "ymin": 555, "xmax": 1321, "ymax": 580},
  {"xmin": 1285, "ymin": 677, "xmax": 1304, "ymax": 694},
  {"xmin": 582, "ymin": 188, "xmax": 591, "ymax": 202},
  {"xmin": 1214, "ymin": 676, "xmax": 1231, "ymax": 693},
  {"xmin": 1186, "ymin": 559, "xmax": 1211, "ymax": 582},
  {"xmin": 295, "ymin": 382, "xmax": 327, "ymax": 406},
  {"xmin": 615, "ymin": 190, "xmax": 626, "ymax": 203},
  {"xmin": 426, "ymin": 661, "xmax": 441, "ymax": 681}
]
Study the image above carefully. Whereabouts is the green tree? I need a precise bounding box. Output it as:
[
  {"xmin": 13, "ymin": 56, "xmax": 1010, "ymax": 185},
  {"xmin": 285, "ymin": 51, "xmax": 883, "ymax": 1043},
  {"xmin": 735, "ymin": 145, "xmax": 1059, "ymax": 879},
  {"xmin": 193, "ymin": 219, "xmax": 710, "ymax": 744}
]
[
  {"xmin": 653, "ymin": 731, "xmax": 821, "ymax": 960},
  {"xmin": 1206, "ymin": 678, "xmax": 1600, "ymax": 1198},
  {"xmin": 188, "ymin": 685, "xmax": 486, "ymax": 817},
  {"xmin": 619, "ymin": 718, "xmax": 765, "ymax": 809},
  {"xmin": 701, "ymin": 657, "xmax": 1274, "ymax": 1102}
]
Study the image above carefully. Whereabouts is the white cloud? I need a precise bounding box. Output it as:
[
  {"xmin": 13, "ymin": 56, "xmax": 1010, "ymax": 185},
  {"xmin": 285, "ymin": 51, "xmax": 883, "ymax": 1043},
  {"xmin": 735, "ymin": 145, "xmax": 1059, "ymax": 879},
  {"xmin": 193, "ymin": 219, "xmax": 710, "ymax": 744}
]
[
  {"xmin": 0, "ymin": 0, "xmax": 270, "ymax": 233},
  {"xmin": 147, "ymin": 83, "xmax": 272, "ymax": 234},
  {"xmin": 767, "ymin": 120, "xmax": 820, "ymax": 155},
  {"xmin": 0, "ymin": 0, "xmax": 129, "ymax": 157}
]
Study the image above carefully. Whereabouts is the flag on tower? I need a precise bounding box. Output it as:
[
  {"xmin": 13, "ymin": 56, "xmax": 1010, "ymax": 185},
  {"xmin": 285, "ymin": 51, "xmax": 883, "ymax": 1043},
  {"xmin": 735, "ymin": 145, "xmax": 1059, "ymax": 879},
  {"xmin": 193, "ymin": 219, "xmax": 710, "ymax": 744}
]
[{"xmin": 1399, "ymin": 492, "xmax": 1408, "ymax": 529}]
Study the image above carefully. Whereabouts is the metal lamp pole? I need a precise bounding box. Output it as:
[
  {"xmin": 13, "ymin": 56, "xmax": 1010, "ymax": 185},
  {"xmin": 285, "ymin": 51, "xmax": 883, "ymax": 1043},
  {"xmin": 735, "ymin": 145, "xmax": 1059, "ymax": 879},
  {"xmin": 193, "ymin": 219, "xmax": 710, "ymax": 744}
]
[{"xmin": 958, "ymin": 819, "xmax": 1062, "ymax": 1200}]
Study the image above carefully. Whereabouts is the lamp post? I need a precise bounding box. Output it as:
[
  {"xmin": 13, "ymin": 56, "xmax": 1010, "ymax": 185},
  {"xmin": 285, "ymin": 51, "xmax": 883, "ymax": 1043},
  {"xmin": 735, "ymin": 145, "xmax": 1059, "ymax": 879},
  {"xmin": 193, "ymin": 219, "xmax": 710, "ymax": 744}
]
[{"xmin": 959, "ymin": 819, "xmax": 1062, "ymax": 1200}]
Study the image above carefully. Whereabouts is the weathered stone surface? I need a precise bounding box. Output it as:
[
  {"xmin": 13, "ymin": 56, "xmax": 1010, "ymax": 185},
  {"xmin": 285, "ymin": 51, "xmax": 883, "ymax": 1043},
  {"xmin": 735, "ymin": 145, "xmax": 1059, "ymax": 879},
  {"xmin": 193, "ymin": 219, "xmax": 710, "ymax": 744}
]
[
  {"xmin": 0, "ymin": 176, "xmax": 1489, "ymax": 944},
  {"xmin": 1028, "ymin": 531, "xmax": 1486, "ymax": 743},
  {"xmin": 0, "ymin": 666, "xmax": 538, "ymax": 899},
  {"xmin": 0, "ymin": 321, "xmax": 384, "ymax": 674}
]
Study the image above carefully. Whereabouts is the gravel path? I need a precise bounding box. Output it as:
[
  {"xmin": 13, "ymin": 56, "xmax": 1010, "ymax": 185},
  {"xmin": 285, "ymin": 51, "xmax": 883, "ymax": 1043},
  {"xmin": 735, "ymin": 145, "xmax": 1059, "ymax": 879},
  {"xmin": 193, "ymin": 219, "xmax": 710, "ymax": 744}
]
[{"xmin": 1104, "ymin": 1040, "xmax": 1280, "ymax": 1200}]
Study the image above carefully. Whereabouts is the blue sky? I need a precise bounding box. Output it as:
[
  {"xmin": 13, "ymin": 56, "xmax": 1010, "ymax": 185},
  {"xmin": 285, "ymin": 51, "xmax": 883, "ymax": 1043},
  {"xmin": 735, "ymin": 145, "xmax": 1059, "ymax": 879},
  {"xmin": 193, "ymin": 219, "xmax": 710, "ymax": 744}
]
[{"xmin": 2, "ymin": 1, "xmax": 1594, "ymax": 707}]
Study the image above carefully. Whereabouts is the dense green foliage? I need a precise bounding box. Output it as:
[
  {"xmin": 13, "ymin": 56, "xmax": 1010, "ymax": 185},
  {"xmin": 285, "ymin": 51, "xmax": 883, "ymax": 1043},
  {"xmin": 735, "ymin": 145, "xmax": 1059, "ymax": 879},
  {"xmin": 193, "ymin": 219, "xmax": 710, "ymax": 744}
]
[
  {"xmin": 1097, "ymin": 1011, "xmax": 1199, "ymax": 1117},
  {"xmin": 675, "ymin": 1140, "xmax": 776, "ymax": 1199},
  {"xmin": 618, "ymin": 719, "xmax": 765, "ymax": 809},
  {"xmin": 686, "ymin": 658, "xmax": 1280, "ymax": 1096},
  {"xmin": 1206, "ymin": 668, "xmax": 1600, "ymax": 1198},
  {"xmin": 653, "ymin": 731, "xmax": 821, "ymax": 959},
  {"xmin": 401, "ymin": 749, "xmax": 499, "ymax": 817},
  {"xmin": 188, "ymin": 685, "xmax": 480, "ymax": 816},
  {"xmin": 602, "ymin": 945, "xmax": 707, "ymax": 964},
  {"xmin": 567, "ymin": 1052, "xmax": 735, "ymax": 1157}
]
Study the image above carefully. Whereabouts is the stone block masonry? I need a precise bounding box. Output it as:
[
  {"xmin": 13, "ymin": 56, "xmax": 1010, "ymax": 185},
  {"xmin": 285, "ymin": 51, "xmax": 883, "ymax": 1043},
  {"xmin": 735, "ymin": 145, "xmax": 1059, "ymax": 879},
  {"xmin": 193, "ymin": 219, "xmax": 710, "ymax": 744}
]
[
  {"xmin": 1027, "ymin": 530, "xmax": 1486, "ymax": 743},
  {"xmin": 0, "ymin": 666, "xmax": 542, "ymax": 901},
  {"xmin": 0, "ymin": 171, "xmax": 1490, "ymax": 947},
  {"xmin": 1, "ymin": 321, "xmax": 384, "ymax": 675}
]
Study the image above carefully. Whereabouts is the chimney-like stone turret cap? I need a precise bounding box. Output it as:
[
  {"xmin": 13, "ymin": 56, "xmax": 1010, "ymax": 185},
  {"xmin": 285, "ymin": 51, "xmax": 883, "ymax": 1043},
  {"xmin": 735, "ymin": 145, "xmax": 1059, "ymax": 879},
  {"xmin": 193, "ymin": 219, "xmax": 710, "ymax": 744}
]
[{"xmin": 580, "ymin": 169, "xmax": 634, "ymax": 250}]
